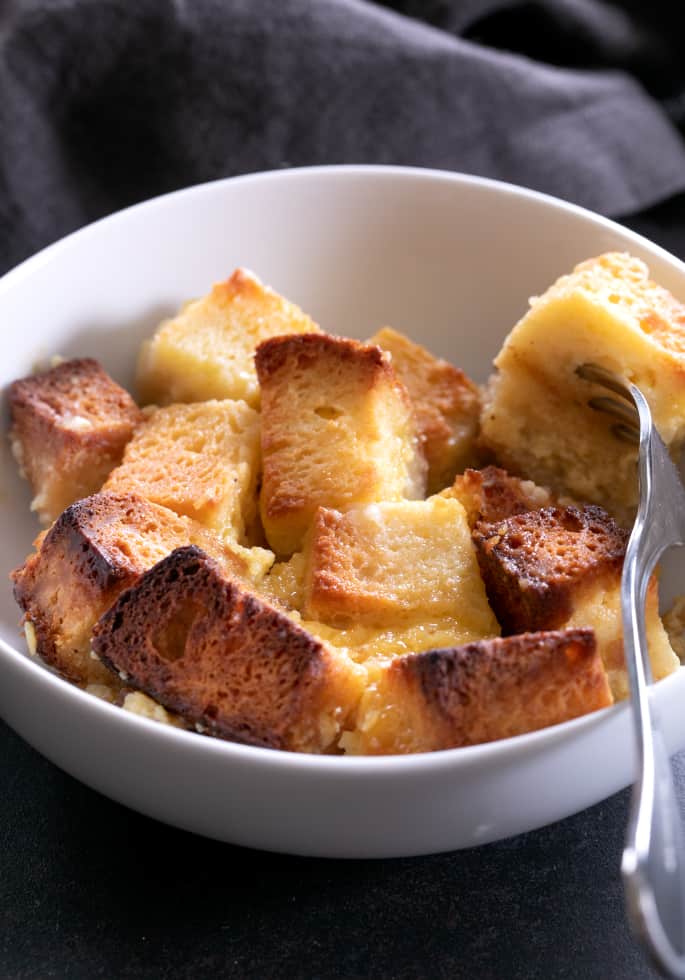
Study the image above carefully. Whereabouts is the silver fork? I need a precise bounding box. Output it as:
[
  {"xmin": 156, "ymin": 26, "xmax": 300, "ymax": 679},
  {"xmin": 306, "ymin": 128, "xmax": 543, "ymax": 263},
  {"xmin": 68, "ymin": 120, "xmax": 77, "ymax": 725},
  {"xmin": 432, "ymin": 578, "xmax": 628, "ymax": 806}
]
[{"xmin": 578, "ymin": 362, "xmax": 685, "ymax": 978}]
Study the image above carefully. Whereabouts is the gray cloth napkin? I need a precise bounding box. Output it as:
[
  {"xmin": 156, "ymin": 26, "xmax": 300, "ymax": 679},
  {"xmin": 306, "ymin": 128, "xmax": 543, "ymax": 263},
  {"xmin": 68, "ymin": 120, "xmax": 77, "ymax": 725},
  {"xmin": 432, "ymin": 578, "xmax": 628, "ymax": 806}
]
[{"xmin": 1, "ymin": 0, "xmax": 685, "ymax": 274}]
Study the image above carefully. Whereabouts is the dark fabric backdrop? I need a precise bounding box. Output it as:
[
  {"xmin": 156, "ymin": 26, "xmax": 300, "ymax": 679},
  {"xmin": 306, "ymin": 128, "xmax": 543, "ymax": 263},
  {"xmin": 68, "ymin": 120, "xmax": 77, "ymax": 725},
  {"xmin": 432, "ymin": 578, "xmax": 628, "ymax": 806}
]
[
  {"xmin": 2, "ymin": 2, "xmax": 685, "ymax": 978},
  {"xmin": 2, "ymin": 0, "xmax": 685, "ymax": 275}
]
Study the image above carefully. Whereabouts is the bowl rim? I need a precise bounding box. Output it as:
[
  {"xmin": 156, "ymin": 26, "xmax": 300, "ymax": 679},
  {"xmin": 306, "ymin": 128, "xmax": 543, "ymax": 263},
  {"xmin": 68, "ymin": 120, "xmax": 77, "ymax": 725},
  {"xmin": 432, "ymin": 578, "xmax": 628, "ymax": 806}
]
[{"xmin": 1, "ymin": 163, "xmax": 683, "ymax": 775}]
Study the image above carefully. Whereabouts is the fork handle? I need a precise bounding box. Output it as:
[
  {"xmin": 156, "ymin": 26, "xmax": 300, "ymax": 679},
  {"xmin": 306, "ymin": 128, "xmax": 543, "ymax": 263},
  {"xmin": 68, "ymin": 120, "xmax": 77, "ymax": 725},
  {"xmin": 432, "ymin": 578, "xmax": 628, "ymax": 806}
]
[{"xmin": 621, "ymin": 501, "xmax": 685, "ymax": 976}]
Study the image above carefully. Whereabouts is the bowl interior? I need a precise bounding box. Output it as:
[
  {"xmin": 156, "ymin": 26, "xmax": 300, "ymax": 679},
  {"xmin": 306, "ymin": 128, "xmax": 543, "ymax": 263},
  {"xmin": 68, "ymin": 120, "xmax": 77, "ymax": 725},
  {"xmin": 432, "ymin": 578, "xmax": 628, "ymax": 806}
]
[{"xmin": 2, "ymin": 166, "xmax": 685, "ymax": 710}]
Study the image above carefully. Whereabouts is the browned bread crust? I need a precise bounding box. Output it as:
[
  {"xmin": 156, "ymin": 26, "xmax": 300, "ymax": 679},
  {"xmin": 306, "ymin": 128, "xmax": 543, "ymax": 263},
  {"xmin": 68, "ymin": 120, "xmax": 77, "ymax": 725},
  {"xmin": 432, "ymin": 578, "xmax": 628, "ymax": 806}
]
[
  {"xmin": 448, "ymin": 466, "xmax": 554, "ymax": 527},
  {"xmin": 347, "ymin": 628, "xmax": 612, "ymax": 754},
  {"xmin": 91, "ymin": 546, "xmax": 363, "ymax": 752},
  {"xmin": 256, "ymin": 333, "xmax": 426, "ymax": 555},
  {"xmin": 9, "ymin": 358, "xmax": 144, "ymax": 524},
  {"xmin": 10, "ymin": 491, "xmax": 252, "ymax": 687},
  {"xmin": 472, "ymin": 504, "xmax": 627, "ymax": 634}
]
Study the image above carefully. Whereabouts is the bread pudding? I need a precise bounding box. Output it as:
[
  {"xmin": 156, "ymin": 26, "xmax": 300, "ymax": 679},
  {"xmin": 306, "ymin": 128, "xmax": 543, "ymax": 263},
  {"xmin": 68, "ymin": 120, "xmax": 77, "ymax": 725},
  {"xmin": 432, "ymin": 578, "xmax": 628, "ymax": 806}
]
[
  {"xmin": 256, "ymin": 333, "xmax": 426, "ymax": 555},
  {"xmin": 103, "ymin": 399, "xmax": 261, "ymax": 545},
  {"xmin": 480, "ymin": 252, "xmax": 685, "ymax": 526},
  {"xmin": 11, "ymin": 491, "xmax": 269, "ymax": 688},
  {"xmin": 9, "ymin": 358, "xmax": 143, "ymax": 524},
  {"xmin": 137, "ymin": 268, "xmax": 318, "ymax": 408},
  {"xmin": 368, "ymin": 327, "xmax": 481, "ymax": 493},
  {"xmin": 8, "ymin": 256, "xmax": 683, "ymax": 755}
]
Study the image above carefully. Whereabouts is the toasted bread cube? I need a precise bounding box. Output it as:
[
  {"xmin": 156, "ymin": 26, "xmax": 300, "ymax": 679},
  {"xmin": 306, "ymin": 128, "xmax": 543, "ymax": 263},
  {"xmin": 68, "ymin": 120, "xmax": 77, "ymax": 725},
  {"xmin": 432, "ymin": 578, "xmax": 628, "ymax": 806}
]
[
  {"xmin": 10, "ymin": 492, "xmax": 271, "ymax": 688},
  {"xmin": 104, "ymin": 399, "xmax": 260, "ymax": 544},
  {"xmin": 8, "ymin": 358, "xmax": 144, "ymax": 524},
  {"xmin": 91, "ymin": 546, "xmax": 365, "ymax": 752},
  {"xmin": 303, "ymin": 498, "xmax": 499, "ymax": 637},
  {"xmin": 444, "ymin": 465, "xmax": 555, "ymax": 527},
  {"xmin": 472, "ymin": 504, "xmax": 678, "ymax": 698},
  {"xmin": 256, "ymin": 334, "xmax": 427, "ymax": 555},
  {"xmin": 342, "ymin": 629, "xmax": 612, "ymax": 754},
  {"xmin": 137, "ymin": 269, "xmax": 319, "ymax": 408},
  {"xmin": 480, "ymin": 253, "xmax": 685, "ymax": 524},
  {"xmin": 370, "ymin": 327, "xmax": 481, "ymax": 492}
]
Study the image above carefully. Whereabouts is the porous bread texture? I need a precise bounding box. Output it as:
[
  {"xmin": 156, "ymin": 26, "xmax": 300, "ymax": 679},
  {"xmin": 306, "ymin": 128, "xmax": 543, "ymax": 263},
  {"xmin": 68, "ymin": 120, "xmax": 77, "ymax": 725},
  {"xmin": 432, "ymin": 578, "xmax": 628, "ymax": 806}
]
[
  {"xmin": 480, "ymin": 252, "xmax": 685, "ymax": 525},
  {"xmin": 104, "ymin": 399, "xmax": 261, "ymax": 545},
  {"xmin": 91, "ymin": 546, "xmax": 365, "ymax": 753},
  {"xmin": 137, "ymin": 268, "xmax": 319, "ymax": 408},
  {"xmin": 302, "ymin": 497, "xmax": 499, "ymax": 639},
  {"xmin": 342, "ymin": 629, "xmax": 612, "ymax": 754},
  {"xmin": 256, "ymin": 333, "xmax": 427, "ymax": 555},
  {"xmin": 444, "ymin": 465, "xmax": 555, "ymax": 527},
  {"xmin": 8, "ymin": 358, "xmax": 144, "ymax": 524},
  {"xmin": 472, "ymin": 504, "xmax": 678, "ymax": 699},
  {"xmin": 369, "ymin": 327, "xmax": 481, "ymax": 493},
  {"xmin": 10, "ymin": 491, "xmax": 270, "ymax": 688}
]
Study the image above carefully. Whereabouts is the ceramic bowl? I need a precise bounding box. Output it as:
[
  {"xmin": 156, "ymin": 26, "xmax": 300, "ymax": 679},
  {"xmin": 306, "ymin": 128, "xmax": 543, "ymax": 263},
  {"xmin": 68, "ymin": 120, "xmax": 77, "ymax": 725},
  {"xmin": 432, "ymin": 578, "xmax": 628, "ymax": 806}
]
[{"xmin": 1, "ymin": 166, "xmax": 684, "ymax": 857}]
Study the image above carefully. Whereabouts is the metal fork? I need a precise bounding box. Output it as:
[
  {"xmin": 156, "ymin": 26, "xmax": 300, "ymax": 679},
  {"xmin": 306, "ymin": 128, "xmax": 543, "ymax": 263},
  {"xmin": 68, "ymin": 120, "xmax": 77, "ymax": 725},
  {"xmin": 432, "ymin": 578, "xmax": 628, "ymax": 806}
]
[{"xmin": 577, "ymin": 362, "xmax": 685, "ymax": 978}]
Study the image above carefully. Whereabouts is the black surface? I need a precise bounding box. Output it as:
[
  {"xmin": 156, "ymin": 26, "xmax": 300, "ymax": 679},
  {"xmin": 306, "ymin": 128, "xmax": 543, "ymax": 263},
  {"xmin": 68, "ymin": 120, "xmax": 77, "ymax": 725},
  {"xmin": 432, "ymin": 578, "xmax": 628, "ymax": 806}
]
[
  {"xmin": 4, "ymin": 716, "xmax": 684, "ymax": 980},
  {"xmin": 4, "ymin": 2, "xmax": 685, "ymax": 977}
]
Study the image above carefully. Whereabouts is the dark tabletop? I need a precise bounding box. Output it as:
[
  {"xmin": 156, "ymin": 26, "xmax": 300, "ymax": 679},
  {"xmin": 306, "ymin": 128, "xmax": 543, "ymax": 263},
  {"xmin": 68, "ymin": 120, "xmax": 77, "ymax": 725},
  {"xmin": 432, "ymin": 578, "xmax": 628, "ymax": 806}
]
[
  {"xmin": 4, "ymin": 695, "xmax": 685, "ymax": 980},
  {"xmin": 4, "ymin": 2, "xmax": 685, "ymax": 977}
]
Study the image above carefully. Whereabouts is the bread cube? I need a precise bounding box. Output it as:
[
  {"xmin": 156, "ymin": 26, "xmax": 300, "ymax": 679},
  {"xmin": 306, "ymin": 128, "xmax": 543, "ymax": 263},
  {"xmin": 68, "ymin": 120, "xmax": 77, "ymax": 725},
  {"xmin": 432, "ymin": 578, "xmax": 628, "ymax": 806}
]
[
  {"xmin": 370, "ymin": 327, "xmax": 481, "ymax": 492},
  {"xmin": 91, "ymin": 546, "xmax": 365, "ymax": 753},
  {"xmin": 256, "ymin": 334, "xmax": 427, "ymax": 555},
  {"xmin": 342, "ymin": 628, "xmax": 612, "ymax": 754},
  {"xmin": 472, "ymin": 504, "xmax": 678, "ymax": 699},
  {"xmin": 8, "ymin": 358, "xmax": 143, "ymax": 524},
  {"xmin": 11, "ymin": 492, "xmax": 270, "ymax": 688},
  {"xmin": 444, "ymin": 465, "xmax": 554, "ymax": 527},
  {"xmin": 302, "ymin": 497, "xmax": 499, "ymax": 637},
  {"xmin": 137, "ymin": 268, "xmax": 319, "ymax": 408},
  {"xmin": 104, "ymin": 399, "xmax": 260, "ymax": 544},
  {"xmin": 480, "ymin": 252, "xmax": 685, "ymax": 524}
]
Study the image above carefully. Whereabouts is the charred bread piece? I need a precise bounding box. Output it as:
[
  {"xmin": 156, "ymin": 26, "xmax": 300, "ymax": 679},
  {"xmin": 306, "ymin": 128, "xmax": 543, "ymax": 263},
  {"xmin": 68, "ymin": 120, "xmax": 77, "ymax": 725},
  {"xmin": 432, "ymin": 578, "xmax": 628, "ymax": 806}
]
[
  {"xmin": 370, "ymin": 327, "xmax": 481, "ymax": 492},
  {"xmin": 445, "ymin": 465, "xmax": 554, "ymax": 528},
  {"xmin": 302, "ymin": 497, "xmax": 499, "ymax": 638},
  {"xmin": 137, "ymin": 268, "xmax": 319, "ymax": 408},
  {"xmin": 480, "ymin": 252, "xmax": 685, "ymax": 525},
  {"xmin": 10, "ymin": 492, "xmax": 269, "ymax": 688},
  {"xmin": 91, "ymin": 546, "xmax": 365, "ymax": 752},
  {"xmin": 472, "ymin": 504, "xmax": 678, "ymax": 699},
  {"xmin": 104, "ymin": 399, "xmax": 260, "ymax": 544},
  {"xmin": 256, "ymin": 333, "xmax": 427, "ymax": 555},
  {"xmin": 343, "ymin": 628, "xmax": 612, "ymax": 754},
  {"xmin": 8, "ymin": 358, "xmax": 144, "ymax": 524}
]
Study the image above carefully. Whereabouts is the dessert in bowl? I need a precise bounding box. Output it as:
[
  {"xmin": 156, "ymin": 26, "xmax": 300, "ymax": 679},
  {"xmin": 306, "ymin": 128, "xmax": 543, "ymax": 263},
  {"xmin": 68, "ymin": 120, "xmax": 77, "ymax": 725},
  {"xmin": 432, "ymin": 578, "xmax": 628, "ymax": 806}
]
[{"xmin": 1, "ymin": 166, "xmax": 685, "ymax": 856}]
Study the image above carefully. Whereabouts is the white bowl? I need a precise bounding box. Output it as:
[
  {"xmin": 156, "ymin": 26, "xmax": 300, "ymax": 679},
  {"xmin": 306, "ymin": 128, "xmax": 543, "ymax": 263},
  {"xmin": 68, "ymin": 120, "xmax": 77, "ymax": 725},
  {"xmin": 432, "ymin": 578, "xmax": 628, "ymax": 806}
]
[{"xmin": 1, "ymin": 166, "xmax": 684, "ymax": 858}]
